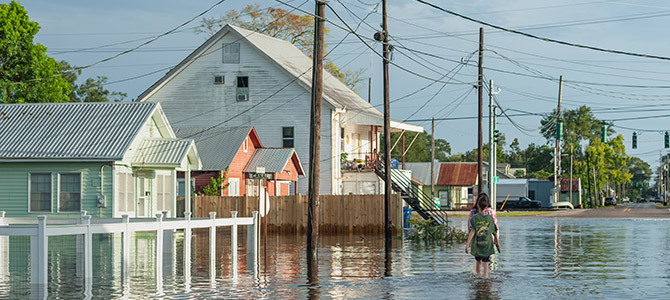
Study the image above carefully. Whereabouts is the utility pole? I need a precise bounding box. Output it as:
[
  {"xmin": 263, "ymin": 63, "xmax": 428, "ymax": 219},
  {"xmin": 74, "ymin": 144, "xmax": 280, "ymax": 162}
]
[
  {"xmin": 381, "ymin": 0, "xmax": 393, "ymax": 277},
  {"xmin": 488, "ymin": 79, "xmax": 500, "ymax": 211},
  {"xmin": 554, "ymin": 75, "xmax": 563, "ymax": 205},
  {"xmin": 382, "ymin": 0, "xmax": 392, "ymax": 245},
  {"xmin": 570, "ymin": 144, "xmax": 573, "ymax": 207},
  {"xmin": 401, "ymin": 134, "xmax": 405, "ymax": 169},
  {"xmin": 307, "ymin": 0, "xmax": 324, "ymax": 276},
  {"xmin": 368, "ymin": 48, "xmax": 373, "ymax": 103},
  {"xmin": 477, "ymin": 27, "xmax": 484, "ymax": 196},
  {"xmin": 586, "ymin": 148, "xmax": 592, "ymax": 208},
  {"xmin": 431, "ymin": 117, "xmax": 435, "ymax": 200}
]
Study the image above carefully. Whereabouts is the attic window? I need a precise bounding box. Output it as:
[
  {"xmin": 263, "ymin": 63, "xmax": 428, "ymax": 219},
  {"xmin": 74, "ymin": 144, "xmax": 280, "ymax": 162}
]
[
  {"xmin": 236, "ymin": 76, "xmax": 249, "ymax": 102},
  {"xmin": 223, "ymin": 43, "xmax": 240, "ymax": 64},
  {"xmin": 214, "ymin": 75, "xmax": 224, "ymax": 84}
]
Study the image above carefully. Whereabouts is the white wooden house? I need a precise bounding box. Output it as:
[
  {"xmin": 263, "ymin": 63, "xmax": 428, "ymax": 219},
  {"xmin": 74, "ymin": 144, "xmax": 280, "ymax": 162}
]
[{"xmin": 137, "ymin": 24, "xmax": 421, "ymax": 194}]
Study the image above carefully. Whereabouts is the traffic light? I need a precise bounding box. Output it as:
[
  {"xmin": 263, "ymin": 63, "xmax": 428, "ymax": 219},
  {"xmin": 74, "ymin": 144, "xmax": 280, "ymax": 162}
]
[
  {"xmin": 665, "ymin": 131, "xmax": 669, "ymax": 148},
  {"xmin": 601, "ymin": 121, "xmax": 608, "ymax": 143},
  {"xmin": 632, "ymin": 132, "xmax": 637, "ymax": 149},
  {"xmin": 493, "ymin": 129, "xmax": 500, "ymax": 143}
]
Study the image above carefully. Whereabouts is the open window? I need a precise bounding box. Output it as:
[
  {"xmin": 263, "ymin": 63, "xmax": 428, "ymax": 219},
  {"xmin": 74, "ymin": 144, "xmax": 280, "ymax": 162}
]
[{"xmin": 237, "ymin": 76, "xmax": 249, "ymax": 101}]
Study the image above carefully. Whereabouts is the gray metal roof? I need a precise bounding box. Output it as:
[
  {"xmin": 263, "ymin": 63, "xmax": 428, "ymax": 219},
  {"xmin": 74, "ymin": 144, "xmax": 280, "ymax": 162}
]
[
  {"xmin": 0, "ymin": 102, "xmax": 156, "ymax": 160},
  {"xmin": 404, "ymin": 162, "xmax": 441, "ymax": 185},
  {"xmin": 133, "ymin": 138, "xmax": 194, "ymax": 166},
  {"xmin": 243, "ymin": 148, "xmax": 301, "ymax": 174},
  {"xmin": 173, "ymin": 126, "xmax": 252, "ymax": 170}
]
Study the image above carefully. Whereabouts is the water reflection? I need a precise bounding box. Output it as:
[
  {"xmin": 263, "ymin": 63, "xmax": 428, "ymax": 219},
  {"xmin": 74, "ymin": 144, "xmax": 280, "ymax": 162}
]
[{"xmin": 1, "ymin": 218, "xmax": 670, "ymax": 299}]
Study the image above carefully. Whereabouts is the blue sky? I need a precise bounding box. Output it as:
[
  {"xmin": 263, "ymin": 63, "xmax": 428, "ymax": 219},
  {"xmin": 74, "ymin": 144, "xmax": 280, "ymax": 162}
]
[{"xmin": 19, "ymin": 0, "xmax": 670, "ymax": 170}]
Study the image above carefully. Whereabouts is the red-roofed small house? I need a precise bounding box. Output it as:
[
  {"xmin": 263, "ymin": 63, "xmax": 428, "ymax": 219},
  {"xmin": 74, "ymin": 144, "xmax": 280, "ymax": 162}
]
[
  {"xmin": 174, "ymin": 127, "xmax": 304, "ymax": 204},
  {"xmin": 559, "ymin": 178, "xmax": 582, "ymax": 208},
  {"xmin": 436, "ymin": 162, "xmax": 479, "ymax": 208}
]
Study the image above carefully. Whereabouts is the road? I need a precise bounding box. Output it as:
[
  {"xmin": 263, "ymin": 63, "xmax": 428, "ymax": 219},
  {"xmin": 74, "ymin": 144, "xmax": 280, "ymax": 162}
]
[{"xmin": 546, "ymin": 202, "xmax": 670, "ymax": 219}]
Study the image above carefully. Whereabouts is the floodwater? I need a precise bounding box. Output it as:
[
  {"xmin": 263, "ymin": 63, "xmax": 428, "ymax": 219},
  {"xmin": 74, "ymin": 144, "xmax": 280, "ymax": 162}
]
[{"xmin": 2, "ymin": 217, "xmax": 670, "ymax": 299}]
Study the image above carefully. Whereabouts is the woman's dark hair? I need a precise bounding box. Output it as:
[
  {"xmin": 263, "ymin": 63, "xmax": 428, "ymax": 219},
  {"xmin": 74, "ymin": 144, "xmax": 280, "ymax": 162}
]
[{"xmin": 476, "ymin": 193, "xmax": 490, "ymax": 211}]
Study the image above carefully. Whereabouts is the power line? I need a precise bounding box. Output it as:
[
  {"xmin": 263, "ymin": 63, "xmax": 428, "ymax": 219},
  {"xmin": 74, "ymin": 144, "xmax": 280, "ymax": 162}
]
[{"xmin": 414, "ymin": 0, "xmax": 670, "ymax": 61}]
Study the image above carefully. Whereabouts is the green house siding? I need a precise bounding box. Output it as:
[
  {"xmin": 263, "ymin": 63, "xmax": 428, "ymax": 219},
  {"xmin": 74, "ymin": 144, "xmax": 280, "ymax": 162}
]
[{"xmin": 0, "ymin": 162, "xmax": 114, "ymax": 218}]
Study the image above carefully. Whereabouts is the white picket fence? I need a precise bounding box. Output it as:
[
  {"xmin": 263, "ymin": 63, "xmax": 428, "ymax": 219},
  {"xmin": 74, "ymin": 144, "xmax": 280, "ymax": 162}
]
[{"xmin": 0, "ymin": 210, "xmax": 259, "ymax": 298}]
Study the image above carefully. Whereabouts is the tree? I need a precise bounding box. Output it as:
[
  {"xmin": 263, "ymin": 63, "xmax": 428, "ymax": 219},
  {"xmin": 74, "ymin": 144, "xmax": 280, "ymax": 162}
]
[
  {"xmin": 626, "ymin": 156, "xmax": 651, "ymax": 199},
  {"xmin": 59, "ymin": 61, "xmax": 127, "ymax": 102},
  {"xmin": 196, "ymin": 3, "xmax": 366, "ymax": 91},
  {"xmin": 540, "ymin": 105, "xmax": 614, "ymax": 147},
  {"xmin": 386, "ymin": 131, "xmax": 451, "ymax": 162},
  {"xmin": 0, "ymin": 1, "xmax": 70, "ymax": 103},
  {"xmin": 197, "ymin": 170, "xmax": 230, "ymax": 196}
]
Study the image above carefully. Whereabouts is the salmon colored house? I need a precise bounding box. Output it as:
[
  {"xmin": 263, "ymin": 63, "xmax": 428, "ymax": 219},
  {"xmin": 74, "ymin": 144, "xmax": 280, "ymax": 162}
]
[{"xmin": 174, "ymin": 127, "xmax": 304, "ymax": 197}]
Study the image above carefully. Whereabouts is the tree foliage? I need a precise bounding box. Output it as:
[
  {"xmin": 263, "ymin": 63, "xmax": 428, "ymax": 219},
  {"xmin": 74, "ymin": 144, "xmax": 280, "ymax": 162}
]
[
  {"xmin": 540, "ymin": 105, "xmax": 614, "ymax": 147},
  {"xmin": 196, "ymin": 3, "xmax": 366, "ymax": 91},
  {"xmin": 197, "ymin": 170, "xmax": 230, "ymax": 196},
  {"xmin": 59, "ymin": 61, "xmax": 127, "ymax": 102},
  {"xmin": 626, "ymin": 156, "xmax": 652, "ymax": 199},
  {"xmin": 387, "ymin": 131, "xmax": 451, "ymax": 162},
  {"xmin": 0, "ymin": 1, "xmax": 70, "ymax": 103}
]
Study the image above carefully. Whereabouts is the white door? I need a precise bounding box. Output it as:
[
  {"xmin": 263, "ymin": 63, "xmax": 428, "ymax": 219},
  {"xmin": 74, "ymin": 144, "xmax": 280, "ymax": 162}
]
[{"xmin": 137, "ymin": 176, "xmax": 151, "ymax": 217}]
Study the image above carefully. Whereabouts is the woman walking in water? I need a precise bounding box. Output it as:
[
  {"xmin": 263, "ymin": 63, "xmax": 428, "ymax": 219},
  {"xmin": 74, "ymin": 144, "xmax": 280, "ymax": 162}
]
[{"xmin": 465, "ymin": 193, "xmax": 500, "ymax": 278}]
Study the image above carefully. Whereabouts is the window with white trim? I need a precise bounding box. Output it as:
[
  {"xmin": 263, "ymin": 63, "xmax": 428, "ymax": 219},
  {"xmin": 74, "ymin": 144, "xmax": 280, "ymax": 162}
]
[
  {"xmin": 29, "ymin": 173, "xmax": 52, "ymax": 212},
  {"xmin": 59, "ymin": 173, "xmax": 81, "ymax": 212},
  {"xmin": 214, "ymin": 75, "xmax": 224, "ymax": 84},
  {"xmin": 156, "ymin": 174, "xmax": 174, "ymax": 212},
  {"xmin": 243, "ymin": 137, "xmax": 248, "ymax": 152},
  {"xmin": 116, "ymin": 172, "xmax": 135, "ymax": 213},
  {"xmin": 228, "ymin": 178, "xmax": 240, "ymax": 196},
  {"xmin": 223, "ymin": 43, "xmax": 240, "ymax": 63}
]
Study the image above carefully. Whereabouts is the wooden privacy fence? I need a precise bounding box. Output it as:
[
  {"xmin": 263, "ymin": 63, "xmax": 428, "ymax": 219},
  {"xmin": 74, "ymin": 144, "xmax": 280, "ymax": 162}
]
[{"xmin": 194, "ymin": 194, "xmax": 403, "ymax": 234}]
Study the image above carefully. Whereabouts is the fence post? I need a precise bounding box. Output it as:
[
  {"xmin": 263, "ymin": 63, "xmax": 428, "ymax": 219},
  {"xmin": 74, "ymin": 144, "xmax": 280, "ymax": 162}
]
[
  {"xmin": 122, "ymin": 215, "xmax": 130, "ymax": 279},
  {"xmin": 82, "ymin": 215, "xmax": 92, "ymax": 281},
  {"xmin": 231, "ymin": 211, "xmax": 238, "ymax": 277},
  {"xmin": 30, "ymin": 215, "xmax": 48, "ymax": 298},
  {"xmin": 246, "ymin": 211, "xmax": 259, "ymax": 275},
  {"xmin": 183, "ymin": 212, "xmax": 192, "ymax": 292},
  {"xmin": 155, "ymin": 213, "xmax": 164, "ymax": 286},
  {"xmin": 209, "ymin": 211, "xmax": 216, "ymax": 279},
  {"xmin": 0, "ymin": 212, "xmax": 6, "ymax": 281}
]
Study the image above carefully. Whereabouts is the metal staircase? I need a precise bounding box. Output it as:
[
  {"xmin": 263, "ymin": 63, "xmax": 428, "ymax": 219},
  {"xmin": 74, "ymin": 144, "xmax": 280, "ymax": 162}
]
[{"xmin": 374, "ymin": 160, "xmax": 449, "ymax": 224}]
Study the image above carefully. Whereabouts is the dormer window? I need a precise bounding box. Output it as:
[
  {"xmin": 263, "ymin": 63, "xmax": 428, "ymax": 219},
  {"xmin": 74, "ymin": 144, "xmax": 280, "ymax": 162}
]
[{"xmin": 223, "ymin": 43, "xmax": 240, "ymax": 64}]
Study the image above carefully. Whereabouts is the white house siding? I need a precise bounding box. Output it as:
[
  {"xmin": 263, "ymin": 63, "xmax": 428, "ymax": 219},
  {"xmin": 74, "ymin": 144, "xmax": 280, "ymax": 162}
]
[{"xmin": 142, "ymin": 33, "xmax": 333, "ymax": 194}]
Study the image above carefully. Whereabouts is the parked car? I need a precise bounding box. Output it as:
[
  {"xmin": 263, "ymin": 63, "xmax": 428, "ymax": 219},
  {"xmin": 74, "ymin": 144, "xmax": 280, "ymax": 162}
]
[
  {"xmin": 637, "ymin": 198, "xmax": 647, "ymax": 203},
  {"xmin": 604, "ymin": 197, "xmax": 617, "ymax": 206},
  {"xmin": 622, "ymin": 197, "xmax": 630, "ymax": 203},
  {"xmin": 497, "ymin": 197, "xmax": 542, "ymax": 209}
]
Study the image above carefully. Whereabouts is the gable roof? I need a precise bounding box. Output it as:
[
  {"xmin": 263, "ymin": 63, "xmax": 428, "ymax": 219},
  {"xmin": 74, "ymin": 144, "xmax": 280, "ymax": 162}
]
[
  {"xmin": 133, "ymin": 138, "xmax": 201, "ymax": 169},
  {"xmin": 436, "ymin": 163, "xmax": 479, "ymax": 186},
  {"xmin": 135, "ymin": 25, "xmax": 423, "ymax": 132},
  {"xmin": 404, "ymin": 162, "xmax": 441, "ymax": 185},
  {"xmin": 0, "ymin": 102, "xmax": 157, "ymax": 160},
  {"xmin": 243, "ymin": 148, "xmax": 304, "ymax": 175},
  {"xmin": 173, "ymin": 126, "xmax": 260, "ymax": 170}
]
